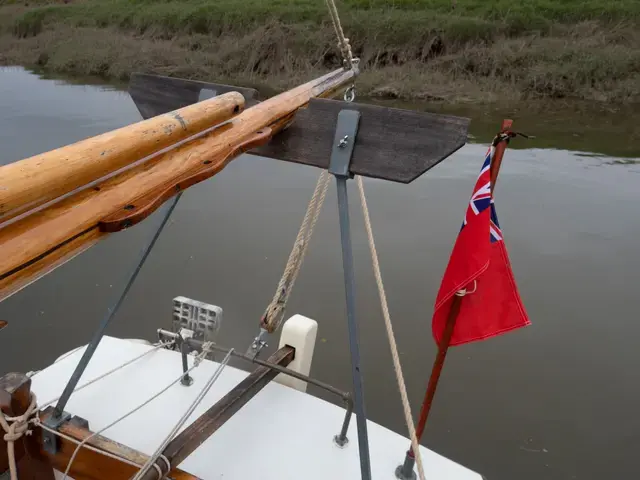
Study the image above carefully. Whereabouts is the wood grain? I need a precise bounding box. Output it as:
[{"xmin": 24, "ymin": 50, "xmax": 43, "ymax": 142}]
[
  {"xmin": 32, "ymin": 408, "xmax": 200, "ymax": 480},
  {"xmin": 130, "ymin": 73, "xmax": 260, "ymax": 120},
  {"xmin": 254, "ymin": 98, "xmax": 470, "ymax": 183},
  {"xmin": 0, "ymin": 92, "xmax": 245, "ymax": 222},
  {"xmin": 0, "ymin": 68, "xmax": 356, "ymax": 302},
  {"xmin": 99, "ymin": 128, "xmax": 274, "ymax": 232}
]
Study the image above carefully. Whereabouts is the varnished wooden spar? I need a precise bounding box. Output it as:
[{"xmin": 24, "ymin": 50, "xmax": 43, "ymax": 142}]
[
  {"xmin": 0, "ymin": 67, "xmax": 357, "ymax": 302},
  {"xmin": 0, "ymin": 92, "xmax": 245, "ymax": 222}
]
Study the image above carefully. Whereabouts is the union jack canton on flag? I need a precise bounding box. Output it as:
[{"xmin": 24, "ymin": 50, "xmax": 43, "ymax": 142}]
[{"xmin": 432, "ymin": 142, "xmax": 530, "ymax": 347}]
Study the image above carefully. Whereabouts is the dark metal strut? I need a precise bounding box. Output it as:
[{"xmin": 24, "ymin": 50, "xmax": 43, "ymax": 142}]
[{"xmin": 44, "ymin": 193, "xmax": 183, "ymax": 453}]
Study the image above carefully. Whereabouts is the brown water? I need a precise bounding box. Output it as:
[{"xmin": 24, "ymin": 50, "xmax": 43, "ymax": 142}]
[{"xmin": 1, "ymin": 66, "xmax": 640, "ymax": 480}]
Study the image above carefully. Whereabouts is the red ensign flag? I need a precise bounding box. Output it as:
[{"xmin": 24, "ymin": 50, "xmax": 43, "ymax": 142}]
[{"xmin": 431, "ymin": 143, "xmax": 530, "ymax": 346}]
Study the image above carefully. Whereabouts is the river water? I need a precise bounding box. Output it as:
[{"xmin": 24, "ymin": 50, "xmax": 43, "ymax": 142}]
[{"xmin": 1, "ymin": 66, "xmax": 640, "ymax": 480}]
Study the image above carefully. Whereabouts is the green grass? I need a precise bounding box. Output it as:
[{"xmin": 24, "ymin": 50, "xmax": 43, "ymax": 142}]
[
  {"xmin": 1, "ymin": 0, "xmax": 639, "ymax": 105},
  {"xmin": 5, "ymin": 0, "xmax": 640, "ymax": 41}
]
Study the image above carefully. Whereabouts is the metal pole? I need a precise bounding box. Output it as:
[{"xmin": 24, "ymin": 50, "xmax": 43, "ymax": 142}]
[
  {"xmin": 51, "ymin": 193, "xmax": 182, "ymax": 421},
  {"xmin": 336, "ymin": 175, "xmax": 372, "ymax": 480}
]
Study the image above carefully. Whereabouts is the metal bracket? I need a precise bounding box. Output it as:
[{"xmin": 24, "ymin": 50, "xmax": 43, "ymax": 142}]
[
  {"xmin": 328, "ymin": 108, "xmax": 372, "ymax": 480},
  {"xmin": 178, "ymin": 328, "xmax": 195, "ymax": 386},
  {"xmin": 42, "ymin": 411, "xmax": 71, "ymax": 454},
  {"xmin": 246, "ymin": 328, "xmax": 268, "ymax": 359},
  {"xmin": 328, "ymin": 109, "xmax": 360, "ymax": 178}
]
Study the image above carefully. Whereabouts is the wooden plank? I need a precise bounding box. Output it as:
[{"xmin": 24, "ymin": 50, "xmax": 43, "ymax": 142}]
[
  {"xmin": 139, "ymin": 346, "xmax": 295, "ymax": 479},
  {"xmin": 32, "ymin": 408, "xmax": 201, "ymax": 480},
  {"xmin": 130, "ymin": 73, "xmax": 260, "ymax": 120},
  {"xmin": 254, "ymin": 98, "xmax": 470, "ymax": 183},
  {"xmin": 0, "ymin": 93, "xmax": 245, "ymax": 223}
]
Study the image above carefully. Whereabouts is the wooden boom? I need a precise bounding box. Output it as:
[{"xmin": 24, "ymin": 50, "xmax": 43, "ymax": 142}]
[
  {"xmin": 0, "ymin": 67, "xmax": 356, "ymax": 302},
  {"xmin": 0, "ymin": 92, "xmax": 245, "ymax": 222}
]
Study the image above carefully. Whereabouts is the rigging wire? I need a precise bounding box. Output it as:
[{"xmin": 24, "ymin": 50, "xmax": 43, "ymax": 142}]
[{"xmin": 60, "ymin": 343, "xmax": 218, "ymax": 480}]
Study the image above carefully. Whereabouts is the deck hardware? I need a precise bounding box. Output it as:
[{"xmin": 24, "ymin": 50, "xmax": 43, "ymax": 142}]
[
  {"xmin": 247, "ymin": 328, "xmax": 268, "ymax": 359},
  {"xmin": 157, "ymin": 329, "xmax": 353, "ymax": 446},
  {"xmin": 178, "ymin": 329, "xmax": 195, "ymax": 386},
  {"xmin": 42, "ymin": 411, "xmax": 71, "ymax": 455},
  {"xmin": 172, "ymin": 297, "xmax": 222, "ymax": 345},
  {"xmin": 344, "ymin": 84, "xmax": 356, "ymax": 102},
  {"xmin": 395, "ymin": 455, "xmax": 418, "ymax": 480}
]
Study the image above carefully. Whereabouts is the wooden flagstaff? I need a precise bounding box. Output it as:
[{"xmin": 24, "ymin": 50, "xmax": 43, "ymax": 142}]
[
  {"xmin": 0, "ymin": 67, "xmax": 357, "ymax": 302},
  {"xmin": 0, "ymin": 92, "xmax": 245, "ymax": 223},
  {"xmin": 401, "ymin": 120, "xmax": 515, "ymax": 471}
]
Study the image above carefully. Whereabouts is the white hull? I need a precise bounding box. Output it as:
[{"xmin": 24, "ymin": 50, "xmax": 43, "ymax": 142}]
[{"xmin": 33, "ymin": 335, "xmax": 482, "ymax": 479}]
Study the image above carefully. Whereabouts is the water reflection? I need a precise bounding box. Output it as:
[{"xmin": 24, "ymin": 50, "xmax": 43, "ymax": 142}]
[{"xmin": 1, "ymin": 67, "xmax": 639, "ymax": 480}]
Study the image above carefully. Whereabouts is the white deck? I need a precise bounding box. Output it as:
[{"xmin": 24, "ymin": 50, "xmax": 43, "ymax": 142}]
[{"xmin": 32, "ymin": 336, "xmax": 482, "ymax": 479}]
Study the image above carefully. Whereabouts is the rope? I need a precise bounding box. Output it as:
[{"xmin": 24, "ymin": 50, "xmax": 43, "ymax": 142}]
[
  {"xmin": 0, "ymin": 340, "xmax": 171, "ymax": 480},
  {"xmin": 39, "ymin": 340, "xmax": 174, "ymax": 411},
  {"xmin": 35, "ymin": 419, "xmax": 145, "ymax": 469},
  {"xmin": 324, "ymin": 0, "xmax": 355, "ymax": 69},
  {"xmin": 261, "ymin": 170, "xmax": 331, "ymax": 333},
  {"xmin": 355, "ymin": 176, "xmax": 426, "ymax": 480},
  {"xmin": 60, "ymin": 342, "xmax": 215, "ymax": 480},
  {"xmin": 131, "ymin": 348, "xmax": 234, "ymax": 480},
  {"xmin": 1, "ymin": 393, "xmax": 38, "ymax": 480}
]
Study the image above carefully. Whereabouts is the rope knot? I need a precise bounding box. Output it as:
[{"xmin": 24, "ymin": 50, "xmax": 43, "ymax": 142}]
[
  {"xmin": 1, "ymin": 392, "xmax": 38, "ymax": 441},
  {"xmin": 1, "ymin": 392, "xmax": 38, "ymax": 480},
  {"xmin": 3, "ymin": 420, "xmax": 31, "ymax": 442}
]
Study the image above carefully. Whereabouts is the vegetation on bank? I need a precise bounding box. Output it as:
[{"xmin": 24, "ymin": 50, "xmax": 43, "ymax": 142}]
[{"xmin": 1, "ymin": 0, "xmax": 639, "ymax": 104}]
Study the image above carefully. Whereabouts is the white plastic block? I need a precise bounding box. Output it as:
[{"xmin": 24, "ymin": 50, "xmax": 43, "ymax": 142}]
[{"xmin": 275, "ymin": 314, "xmax": 318, "ymax": 393}]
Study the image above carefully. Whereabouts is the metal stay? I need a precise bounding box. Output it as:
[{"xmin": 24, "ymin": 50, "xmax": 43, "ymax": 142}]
[{"xmin": 328, "ymin": 109, "xmax": 372, "ymax": 480}]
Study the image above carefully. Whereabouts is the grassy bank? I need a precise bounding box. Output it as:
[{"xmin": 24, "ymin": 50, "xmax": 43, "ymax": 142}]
[{"xmin": 1, "ymin": 0, "xmax": 639, "ymax": 105}]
